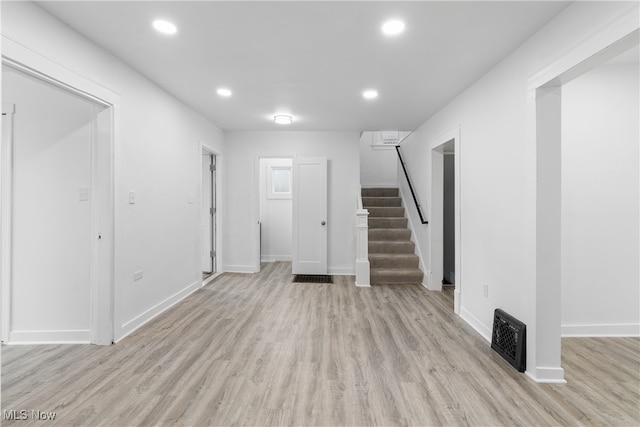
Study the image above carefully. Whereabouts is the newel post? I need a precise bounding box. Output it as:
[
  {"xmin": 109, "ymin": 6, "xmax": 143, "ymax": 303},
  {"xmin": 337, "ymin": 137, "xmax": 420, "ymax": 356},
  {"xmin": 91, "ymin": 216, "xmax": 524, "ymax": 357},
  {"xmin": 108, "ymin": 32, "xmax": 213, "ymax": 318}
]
[{"xmin": 355, "ymin": 208, "xmax": 370, "ymax": 287}]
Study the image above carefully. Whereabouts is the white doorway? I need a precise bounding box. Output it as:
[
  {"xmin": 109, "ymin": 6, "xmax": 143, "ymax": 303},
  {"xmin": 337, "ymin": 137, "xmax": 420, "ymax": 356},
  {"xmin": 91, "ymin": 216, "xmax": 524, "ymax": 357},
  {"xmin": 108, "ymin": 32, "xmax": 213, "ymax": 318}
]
[
  {"xmin": 429, "ymin": 130, "xmax": 461, "ymax": 314},
  {"xmin": 259, "ymin": 158, "xmax": 293, "ymax": 263},
  {"xmin": 1, "ymin": 63, "xmax": 114, "ymax": 345},
  {"xmin": 526, "ymin": 22, "xmax": 638, "ymax": 382},
  {"xmin": 202, "ymin": 152, "xmax": 216, "ymax": 277}
]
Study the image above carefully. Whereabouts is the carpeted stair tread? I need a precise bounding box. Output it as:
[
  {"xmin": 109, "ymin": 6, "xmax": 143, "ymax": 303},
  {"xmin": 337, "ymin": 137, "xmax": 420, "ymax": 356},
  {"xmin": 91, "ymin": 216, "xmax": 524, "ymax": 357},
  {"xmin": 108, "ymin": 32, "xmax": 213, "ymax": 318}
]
[
  {"xmin": 369, "ymin": 253, "xmax": 419, "ymax": 268},
  {"xmin": 369, "ymin": 217, "xmax": 408, "ymax": 229},
  {"xmin": 367, "ymin": 207, "xmax": 405, "ymax": 217},
  {"xmin": 362, "ymin": 197, "xmax": 402, "ymax": 208},
  {"xmin": 368, "ymin": 228, "xmax": 412, "ymax": 241},
  {"xmin": 370, "ymin": 267, "xmax": 424, "ymax": 285},
  {"xmin": 369, "ymin": 241, "xmax": 415, "ymax": 254},
  {"xmin": 362, "ymin": 188, "xmax": 398, "ymax": 197}
]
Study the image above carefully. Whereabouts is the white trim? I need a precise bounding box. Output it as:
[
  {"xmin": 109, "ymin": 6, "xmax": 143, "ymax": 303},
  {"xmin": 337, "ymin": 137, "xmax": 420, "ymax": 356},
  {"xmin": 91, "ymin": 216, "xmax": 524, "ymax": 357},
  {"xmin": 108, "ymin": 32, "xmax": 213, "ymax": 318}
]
[
  {"xmin": 528, "ymin": 4, "xmax": 640, "ymax": 90},
  {"xmin": 460, "ymin": 306, "xmax": 491, "ymax": 343},
  {"xmin": 8, "ymin": 330, "xmax": 91, "ymax": 344},
  {"xmin": 223, "ymin": 265, "xmax": 258, "ymax": 273},
  {"xmin": 116, "ymin": 280, "xmax": 200, "ymax": 342},
  {"xmin": 2, "ymin": 36, "xmax": 120, "ymax": 106},
  {"xmin": 526, "ymin": 367, "xmax": 567, "ymax": 384},
  {"xmin": 425, "ymin": 127, "xmax": 462, "ymax": 311},
  {"xmin": 1, "ymin": 110, "xmax": 14, "ymax": 342},
  {"xmin": 261, "ymin": 255, "xmax": 292, "ymax": 262},
  {"xmin": 199, "ymin": 143, "xmax": 222, "ymax": 280},
  {"xmin": 327, "ymin": 267, "xmax": 354, "ymax": 276},
  {"xmin": 562, "ymin": 323, "xmax": 640, "ymax": 337},
  {"xmin": 524, "ymin": 3, "xmax": 639, "ymax": 384},
  {"xmin": 2, "ymin": 38, "xmax": 119, "ymax": 345}
]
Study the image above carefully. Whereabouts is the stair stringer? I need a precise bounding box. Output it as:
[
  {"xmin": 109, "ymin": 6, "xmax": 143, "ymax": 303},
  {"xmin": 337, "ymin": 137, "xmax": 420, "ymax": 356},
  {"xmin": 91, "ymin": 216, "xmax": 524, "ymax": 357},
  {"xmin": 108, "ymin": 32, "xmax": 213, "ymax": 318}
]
[{"xmin": 398, "ymin": 185, "xmax": 430, "ymax": 290}]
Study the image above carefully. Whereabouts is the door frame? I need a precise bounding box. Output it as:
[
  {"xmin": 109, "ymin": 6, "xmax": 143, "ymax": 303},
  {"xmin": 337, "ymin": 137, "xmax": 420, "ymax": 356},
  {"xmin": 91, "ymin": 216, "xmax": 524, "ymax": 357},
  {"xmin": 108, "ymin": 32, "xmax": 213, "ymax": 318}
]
[
  {"xmin": 200, "ymin": 145, "xmax": 220, "ymax": 279},
  {"xmin": 1, "ymin": 37, "xmax": 119, "ymax": 345},
  {"xmin": 524, "ymin": 6, "xmax": 638, "ymax": 382},
  {"xmin": 253, "ymin": 153, "xmax": 295, "ymax": 273},
  {"xmin": 429, "ymin": 127, "xmax": 462, "ymax": 314}
]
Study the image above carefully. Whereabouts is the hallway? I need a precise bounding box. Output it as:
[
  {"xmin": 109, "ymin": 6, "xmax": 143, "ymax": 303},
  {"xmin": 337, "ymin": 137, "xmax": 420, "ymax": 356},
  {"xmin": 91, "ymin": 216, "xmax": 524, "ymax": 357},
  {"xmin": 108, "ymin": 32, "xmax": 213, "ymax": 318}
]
[{"xmin": 2, "ymin": 262, "xmax": 638, "ymax": 426}]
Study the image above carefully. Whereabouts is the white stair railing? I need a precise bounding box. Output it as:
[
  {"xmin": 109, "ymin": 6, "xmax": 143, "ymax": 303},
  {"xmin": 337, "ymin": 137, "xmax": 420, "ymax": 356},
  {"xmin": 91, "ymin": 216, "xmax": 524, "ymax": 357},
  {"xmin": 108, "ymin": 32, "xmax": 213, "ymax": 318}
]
[{"xmin": 355, "ymin": 185, "xmax": 370, "ymax": 287}]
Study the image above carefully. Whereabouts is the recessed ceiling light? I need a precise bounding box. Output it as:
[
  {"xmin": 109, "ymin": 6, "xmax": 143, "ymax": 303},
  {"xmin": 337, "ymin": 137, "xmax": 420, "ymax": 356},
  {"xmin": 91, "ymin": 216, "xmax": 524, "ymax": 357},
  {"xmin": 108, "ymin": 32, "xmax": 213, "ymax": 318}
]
[
  {"xmin": 362, "ymin": 90, "xmax": 378, "ymax": 100},
  {"xmin": 382, "ymin": 19, "xmax": 405, "ymax": 36},
  {"xmin": 274, "ymin": 115, "xmax": 293, "ymax": 125},
  {"xmin": 152, "ymin": 19, "xmax": 177, "ymax": 35},
  {"xmin": 216, "ymin": 88, "xmax": 232, "ymax": 97}
]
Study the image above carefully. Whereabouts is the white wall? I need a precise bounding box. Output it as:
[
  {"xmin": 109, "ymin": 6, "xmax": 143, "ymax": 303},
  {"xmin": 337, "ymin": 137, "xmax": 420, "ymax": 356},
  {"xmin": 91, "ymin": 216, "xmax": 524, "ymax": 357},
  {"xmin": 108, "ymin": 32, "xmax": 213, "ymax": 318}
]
[
  {"xmin": 359, "ymin": 131, "xmax": 398, "ymax": 187},
  {"xmin": 359, "ymin": 131, "xmax": 412, "ymax": 187},
  {"xmin": 396, "ymin": 1, "xmax": 638, "ymax": 379},
  {"xmin": 259, "ymin": 158, "xmax": 293, "ymax": 261},
  {"xmin": 224, "ymin": 131, "xmax": 359, "ymax": 274},
  {"xmin": 561, "ymin": 61, "xmax": 640, "ymax": 336},
  {"xmin": 2, "ymin": 2, "xmax": 224, "ymax": 341},
  {"xmin": 3, "ymin": 68, "xmax": 99, "ymax": 342}
]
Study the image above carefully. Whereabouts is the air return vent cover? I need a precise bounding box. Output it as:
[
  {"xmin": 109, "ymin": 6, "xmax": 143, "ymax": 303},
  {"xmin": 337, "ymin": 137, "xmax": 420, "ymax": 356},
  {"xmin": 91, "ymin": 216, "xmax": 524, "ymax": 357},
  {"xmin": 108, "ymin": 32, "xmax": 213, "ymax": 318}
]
[{"xmin": 491, "ymin": 309, "xmax": 526, "ymax": 372}]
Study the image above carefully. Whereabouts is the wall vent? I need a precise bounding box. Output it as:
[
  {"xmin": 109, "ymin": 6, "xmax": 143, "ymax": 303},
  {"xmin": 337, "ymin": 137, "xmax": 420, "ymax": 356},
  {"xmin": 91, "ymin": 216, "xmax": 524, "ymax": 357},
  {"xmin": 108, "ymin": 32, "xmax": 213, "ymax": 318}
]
[{"xmin": 491, "ymin": 309, "xmax": 526, "ymax": 372}]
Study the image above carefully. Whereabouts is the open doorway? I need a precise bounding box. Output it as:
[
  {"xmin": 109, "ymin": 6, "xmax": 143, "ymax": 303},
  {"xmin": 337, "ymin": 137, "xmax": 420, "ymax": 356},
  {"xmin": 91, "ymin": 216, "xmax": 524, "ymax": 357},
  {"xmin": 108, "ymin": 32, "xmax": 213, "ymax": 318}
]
[
  {"xmin": 259, "ymin": 157, "xmax": 293, "ymax": 264},
  {"xmin": 430, "ymin": 132, "xmax": 461, "ymax": 314},
  {"xmin": 526, "ymin": 23, "xmax": 638, "ymax": 382},
  {"xmin": 1, "ymin": 62, "xmax": 114, "ymax": 345},
  {"xmin": 442, "ymin": 151, "xmax": 455, "ymax": 300},
  {"xmin": 560, "ymin": 47, "xmax": 639, "ymax": 336},
  {"xmin": 202, "ymin": 151, "xmax": 217, "ymax": 279}
]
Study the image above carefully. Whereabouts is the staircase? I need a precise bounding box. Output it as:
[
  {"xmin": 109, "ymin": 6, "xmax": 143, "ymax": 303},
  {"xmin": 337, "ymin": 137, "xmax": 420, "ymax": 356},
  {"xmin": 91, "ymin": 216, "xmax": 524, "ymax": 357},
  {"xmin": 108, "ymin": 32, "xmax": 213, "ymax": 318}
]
[{"xmin": 362, "ymin": 188, "xmax": 423, "ymax": 285}]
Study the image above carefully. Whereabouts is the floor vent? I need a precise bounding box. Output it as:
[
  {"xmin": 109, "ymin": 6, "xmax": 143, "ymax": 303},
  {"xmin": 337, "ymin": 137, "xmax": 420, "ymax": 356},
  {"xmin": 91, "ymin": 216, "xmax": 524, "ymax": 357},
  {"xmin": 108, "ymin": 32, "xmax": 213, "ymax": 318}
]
[
  {"xmin": 491, "ymin": 309, "xmax": 526, "ymax": 372},
  {"xmin": 293, "ymin": 275, "xmax": 333, "ymax": 283}
]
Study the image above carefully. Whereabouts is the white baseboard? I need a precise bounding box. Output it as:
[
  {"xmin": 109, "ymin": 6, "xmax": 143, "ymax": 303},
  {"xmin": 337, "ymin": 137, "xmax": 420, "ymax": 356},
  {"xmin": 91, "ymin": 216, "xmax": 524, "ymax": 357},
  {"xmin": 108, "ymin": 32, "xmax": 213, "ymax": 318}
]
[
  {"xmin": 460, "ymin": 306, "xmax": 492, "ymax": 343},
  {"xmin": 526, "ymin": 367, "xmax": 566, "ymax": 384},
  {"xmin": 562, "ymin": 323, "xmax": 640, "ymax": 337},
  {"xmin": 260, "ymin": 255, "xmax": 292, "ymax": 262},
  {"xmin": 328, "ymin": 267, "xmax": 355, "ymax": 275},
  {"xmin": 116, "ymin": 280, "xmax": 200, "ymax": 342},
  {"xmin": 8, "ymin": 329, "xmax": 91, "ymax": 344},
  {"xmin": 223, "ymin": 265, "xmax": 258, "ymax": 273}
]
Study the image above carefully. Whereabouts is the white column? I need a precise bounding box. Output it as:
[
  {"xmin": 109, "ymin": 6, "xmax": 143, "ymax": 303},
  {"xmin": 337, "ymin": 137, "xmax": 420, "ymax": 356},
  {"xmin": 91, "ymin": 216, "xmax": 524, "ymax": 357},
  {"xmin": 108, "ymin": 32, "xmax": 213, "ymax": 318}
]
[{"xmin": 355, "ymin": 208, "xmax": 370, "ymax": 287}]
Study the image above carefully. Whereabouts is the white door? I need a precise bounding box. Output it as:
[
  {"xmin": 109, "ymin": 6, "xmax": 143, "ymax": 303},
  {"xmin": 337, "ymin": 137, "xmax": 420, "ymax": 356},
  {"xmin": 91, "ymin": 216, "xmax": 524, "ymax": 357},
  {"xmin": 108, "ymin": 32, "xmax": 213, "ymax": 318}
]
[{"xmin": 292, "ymin": 157, "xmax": 327, "ymax": 274}]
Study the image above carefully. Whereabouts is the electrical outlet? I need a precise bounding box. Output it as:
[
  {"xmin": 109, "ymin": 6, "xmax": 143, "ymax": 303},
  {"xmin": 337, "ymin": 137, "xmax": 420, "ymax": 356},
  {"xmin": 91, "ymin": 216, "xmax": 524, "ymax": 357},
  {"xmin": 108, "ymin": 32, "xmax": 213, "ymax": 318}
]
[
  {"xmin": 482, "ymin": 283, "xmax": 489, "ymax": 297},
  {"xmin": 129, "ymin": 191, "xmax": 136, "ymax": 204},
  {"xmin": 134, "ymin": 270, "xmax": 143, "ymax": 281},
  {"xmin": 79, "ymin": 188, "xmax": 89, "ymax": 201}
]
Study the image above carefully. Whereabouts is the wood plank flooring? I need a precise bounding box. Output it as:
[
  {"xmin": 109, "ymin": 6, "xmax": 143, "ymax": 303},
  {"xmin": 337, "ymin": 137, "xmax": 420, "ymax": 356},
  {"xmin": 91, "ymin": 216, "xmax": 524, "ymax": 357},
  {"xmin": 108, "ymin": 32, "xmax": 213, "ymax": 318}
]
[{"xmin": 2, "ymin": 261, "xmax": 639, "ymax": 426}]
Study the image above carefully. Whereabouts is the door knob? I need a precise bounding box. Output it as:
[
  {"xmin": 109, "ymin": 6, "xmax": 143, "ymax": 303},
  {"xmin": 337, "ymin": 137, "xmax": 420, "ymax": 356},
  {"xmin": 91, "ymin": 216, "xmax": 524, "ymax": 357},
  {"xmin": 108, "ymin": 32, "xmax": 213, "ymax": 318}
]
[{"xmin": 321, "ymin": 221, "xmax": 326, "ymax": 226}]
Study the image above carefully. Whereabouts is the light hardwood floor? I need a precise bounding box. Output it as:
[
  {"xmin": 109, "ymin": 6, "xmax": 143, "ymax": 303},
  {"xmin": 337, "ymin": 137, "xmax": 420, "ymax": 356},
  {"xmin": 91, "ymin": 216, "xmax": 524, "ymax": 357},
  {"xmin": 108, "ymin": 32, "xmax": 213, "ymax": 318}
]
[{"xmin": 2, "ymin": 261, "xmax": 639, "ymax": 426}]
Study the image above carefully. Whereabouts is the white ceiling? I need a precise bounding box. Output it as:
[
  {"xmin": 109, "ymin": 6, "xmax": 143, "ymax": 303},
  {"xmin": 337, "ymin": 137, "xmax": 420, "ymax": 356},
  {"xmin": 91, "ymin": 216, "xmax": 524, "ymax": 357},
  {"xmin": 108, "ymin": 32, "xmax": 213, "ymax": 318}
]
[{"xmin": 36, "ymin": 1, "xmax": 571, "ymax": 131}]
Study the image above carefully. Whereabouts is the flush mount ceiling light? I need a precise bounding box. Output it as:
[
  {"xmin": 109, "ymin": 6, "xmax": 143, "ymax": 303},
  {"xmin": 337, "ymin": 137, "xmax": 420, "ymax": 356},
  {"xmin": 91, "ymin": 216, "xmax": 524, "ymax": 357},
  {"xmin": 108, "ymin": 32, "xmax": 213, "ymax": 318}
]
[
  {"xmin": 362, "ymin": 89, "xmax": 378, "ymax": 100},
  {"xmin": 274, "ymin": 115, "xmax": 293, "ymax": 125},
  {"xmin": 216, "ymin": 88, "xmax": 232, "ymax": 97},
  {"xmin": 152, "ymin": 19, "xmax": 177, "ymax": 35},
  {"xmin": 382, "ymin": 19, "xmax": 405, "ymax": 36}
]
